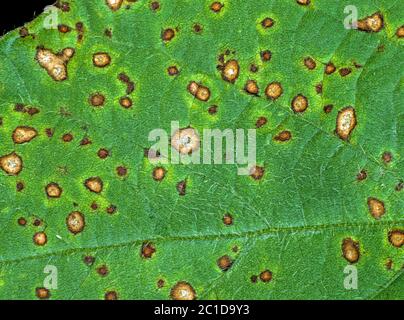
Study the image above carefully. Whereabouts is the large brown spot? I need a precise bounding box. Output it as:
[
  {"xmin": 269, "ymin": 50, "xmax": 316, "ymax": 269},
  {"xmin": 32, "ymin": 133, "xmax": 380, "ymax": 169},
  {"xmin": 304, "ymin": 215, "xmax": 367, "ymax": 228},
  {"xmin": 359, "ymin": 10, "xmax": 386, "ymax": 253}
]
[
  {"xmin": 93, "ymin": 52, "xmax": 111, "ymax": 68},
  {"xmin": 12, "ymin": 126, "xmax": 38, "ymax": 144},
  {"xmin": 171, "ymin": 127, "xmax": 200, "ymax": 154},
  {"xmin": 221, "ymin": 60, "xmax": 240, "ymax": 83},
  {"xmin": 335, "ymin": 107, "xmax": 357, "ymax": 141},
  {"xmin": 187, "ymin": 81, "xmax": 211, "ymax": 102},
  {"xmin": 36, "ymin": 47, "xmax": 75, "ymax": 81},
  {"xmin": 0, "ymin": 152, "xmax": 23, "ymax": 176},
  {"xmin": 66, "ymin": 211, "xmax": 85, "ymax": 234},
  {"xmin": 367, "ymin": 197, "xmax": 385, "ymax": 220},
  {"xmin": 265, "ymin": 82, "xmax": 283, "ymax": 100},
  {"xmin": 46, "ymin": 183, "xmax": 62, "ymax": 198},
  {"xmin": 84, "ymin": 177, "xmax": 103, "ymax": 193},
  {"xmin": 245, "ymin": 80, "xmax": 259, "ymax": 96},
  {"xmin": 342, "ymin": 238, "xmax": 360, "ymax": 263},
  {"xmin": 170, "ymin": 281, "xmax": 196, "ymax": 300},
  {"xmin": 357, "ymin": 12, "xmax": 384, "ymax": 33},
  {"xmin": 106, "ymin": 0, "xmax": 123, "ymax": 11},
  {"xmin": 291, "ymin": 94, "xmax": 308, "ymax": 113},
  {"xmin": 388, "ymin": 230, "xmax": 404, "ymax": 248}
]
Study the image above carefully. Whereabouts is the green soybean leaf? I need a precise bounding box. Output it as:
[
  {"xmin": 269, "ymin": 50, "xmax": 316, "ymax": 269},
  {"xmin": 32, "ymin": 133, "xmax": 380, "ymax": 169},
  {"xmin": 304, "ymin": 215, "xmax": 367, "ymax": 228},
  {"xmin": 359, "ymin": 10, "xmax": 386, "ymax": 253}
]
[{"xmin": 0, "ymin": 0, "xmax": 402, "ymax": 300}]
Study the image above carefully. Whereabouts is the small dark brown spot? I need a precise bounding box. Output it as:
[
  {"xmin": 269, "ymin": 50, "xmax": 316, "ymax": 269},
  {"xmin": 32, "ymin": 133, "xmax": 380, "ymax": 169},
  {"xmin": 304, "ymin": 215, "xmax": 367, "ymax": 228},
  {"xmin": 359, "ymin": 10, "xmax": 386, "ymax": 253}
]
[
  {"xmin": 116, "ymin": 166, "xmax": 128, "ymax": 177},
  {"xmin": 83, "ymin": 255, "xmax": 95, "ymax": 266},
  {"xmin": 250, "ymin": 166, "xmax": 265, "ymax": 180},
  {"xmin": 217, "ymin": 255, "xmax": 233, "ymax": 271},
  {"xmin": 97, "ymin": 148, "xmax": 109, "ymax": 159},
  {"xmin": 323, "ymin": 105, "xmax": 333, "ymax": 113},
  {"xmin": 162, "ymin": 28, "xmax": 175, "ymax": 42},
  {"xmin": 208, "ymin": 105, "xmax": 218, "ymax": 115},
  {"xmin": 259, "ymin": 270, "xmax": 273, "ymax": 283},
  {"xmin": 19, "ymin": 27, "xmax": 30, "ymax": 38},
  {"xmin": 325, "ymin": 62, "xmax": 336, "ymax": 75},
  {"xmin": 356, "ymin": 170, "xmax": 367, "ymax": 181},
  {"xmin": 18, "ymin": 217, "xmax": 27, "ymax": 226},
  {"xmin": 223, "ymin": 213, "xmax": 233, "ymax": 226},
  {"xmin": 167, "ymin": 65, "xmax": 179, "ymax": 76},
  {"xmin": 304, "ymin": 57, "xmax": 316, "ymax": 70},
  {"xmin": 210, "ymin": 2, "xmax": 223, "ymax": 13},
  {"xmin": 16, "ymin": 181, "xmax": 25, "ymax": 192},
  {"xmin": 141, "ymin": 242, "xmax": 156, "ymax": 259},
  {"xmin": 106, "ymin": 205, "xmax": 117, "ymax": 214},
  {"xmin": 96, "ymin": 265, "xmax": 109, "ymax": 277},
  {"xmin": 255, "ymin": 117, "xmax": 267, "ymax": 128},
  {"xmin": 382, "ymin": 152, "xmax": 392, "ymax": 164},
  {"xmin": 58, "ymin": 24, "xmax": 71, "ymax": 33},
  {"xmin": 90, "ymin": 202, "xmax": 98, "ymax": 210},
  {"xmin": 119, "ymin": 97, "xmax": 133, "ymax": 109},
  {"xmin": 45, "ymin": 128, "xmax": 54, "ymax": 137},
  {"xmin": 193, "ymin": 23, "xmax": 203, "ymax": 34},
  {"xmin": 250, "ymin": 275, "xmax": 258, "ymax": 283},
  {"xmin": 274, "ymin": 130, "xmax": 292, "ymax": 142},
  {"xmin": 62, "ymin": 133, "xmax": 73, "ymax": 142},
  {"xmin": 339, "ymin": 68, "xmax": 352, "ymax": 77},
  {"xmin": 105, "ymin": 291, "xmax": 118, "ymax": 300},
  {"xmin": 395, "ymin": 181, "xmax": 403, "ymax": 192},
  {"xmin": 250, "ymin": 64, "xmax": 258, "ymax": 73},
  {"xmin": 150, "ymin": 1, "xmax": 160, "ymax": 11},
  {"xmin": 177, "ymin": 180, "xmax": 186, "ymax": 196},
  {"xmin": 89, "ymin": 93, "xmax": 105, "ymax": 107},
  {"xmin": 261, "ymin": 18, "xmax": 274, "ymax": 29},
  {"xmin": 36, "ymin": 287, "xmax": 50, "ymax": 300},
  {"xmin": 315, "ymin": 83, "xmax": 323, "ymax": 94},
  {"xmin": 260, "ymin": 50, "xmax": 272, "ymax": 62},
  {"xmin": 157, "ymin": 279, "xmax": 165, "ymax": 288}
]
